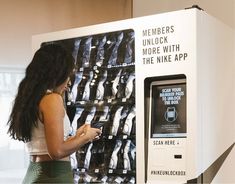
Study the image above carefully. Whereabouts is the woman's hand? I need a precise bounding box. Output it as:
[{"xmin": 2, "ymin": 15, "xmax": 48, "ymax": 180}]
[
  {"xmin": 75, "ymin": 124, "xmax": 87, "ymax": 137},
  {"xmin": 82, "ymin": 124, "xmax": 102, "ymax": 142},
  {"xmin": 75, "ymin": 124, "xmax": 102, "ymax": 142}
]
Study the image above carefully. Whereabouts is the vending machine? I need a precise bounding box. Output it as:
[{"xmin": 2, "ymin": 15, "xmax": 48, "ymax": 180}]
[
  {"xmin": 37, "ymin": 29, "xmax": 137, "ymax": 184},
  {"xmin": 32, "ymin": 8, "xmax": 235, "ymax": 184}
]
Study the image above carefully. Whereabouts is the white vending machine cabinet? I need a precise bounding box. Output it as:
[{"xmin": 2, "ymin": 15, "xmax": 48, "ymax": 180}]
[
  {"xmin": 32, "ymin": 8, "xmax": 235, "ymax": 184},
  {"xmin": 146, "ymin": 76, "xmax": 187, "ymax": 183}
]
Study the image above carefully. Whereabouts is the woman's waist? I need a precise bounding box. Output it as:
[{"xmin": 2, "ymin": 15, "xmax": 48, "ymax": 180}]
[{"xmin": 30, "ymin": 154, "xmax": 70, "ymax": 162}]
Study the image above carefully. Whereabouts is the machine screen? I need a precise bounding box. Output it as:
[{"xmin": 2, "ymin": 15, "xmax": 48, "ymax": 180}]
[{"xmin": 150, "ymin": 80, "xmax": 186, "ymax": 138}]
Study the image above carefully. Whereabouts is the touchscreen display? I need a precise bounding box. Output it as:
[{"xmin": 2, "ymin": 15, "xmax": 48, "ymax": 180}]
[{"xmin": 150, "ymin": 80, "xmax": 186, "ymax": 138}]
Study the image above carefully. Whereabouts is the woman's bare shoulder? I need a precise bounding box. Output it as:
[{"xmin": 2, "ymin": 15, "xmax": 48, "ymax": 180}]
[{"xmin": 40, "ymin": 93, "xmax": 64, "ymax": 110}]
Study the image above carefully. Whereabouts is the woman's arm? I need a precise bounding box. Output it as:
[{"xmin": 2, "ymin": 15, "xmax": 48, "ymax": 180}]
[{"xmin": 39, "ymin": 93, "xmax": 101, "ymax": 160}]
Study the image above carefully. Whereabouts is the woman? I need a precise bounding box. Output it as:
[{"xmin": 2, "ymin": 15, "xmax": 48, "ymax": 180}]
[{"xmin": 7, "ymin": 44, "xmax": 101, "ymax": 183}]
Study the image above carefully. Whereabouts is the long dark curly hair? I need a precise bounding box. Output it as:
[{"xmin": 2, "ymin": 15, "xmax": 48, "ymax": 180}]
[{"xmin": 7, "ymin": 43, "xmax": 75, "ymax": 142}]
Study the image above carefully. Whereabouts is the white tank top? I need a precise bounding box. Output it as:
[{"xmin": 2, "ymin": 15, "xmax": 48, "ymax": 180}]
[{"xmin": 26, "ymin": 113, "xmax": 71, "ymax": 155}]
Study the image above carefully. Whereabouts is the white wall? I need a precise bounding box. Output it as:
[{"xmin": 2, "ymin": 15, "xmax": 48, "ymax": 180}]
[
  {"xmin": 133, "ymin": 0, "xmax": 235, "ymax": 29},
  {"xmin": 0, "ymin": 0, "xmax": 132, "ymax": 67}
]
